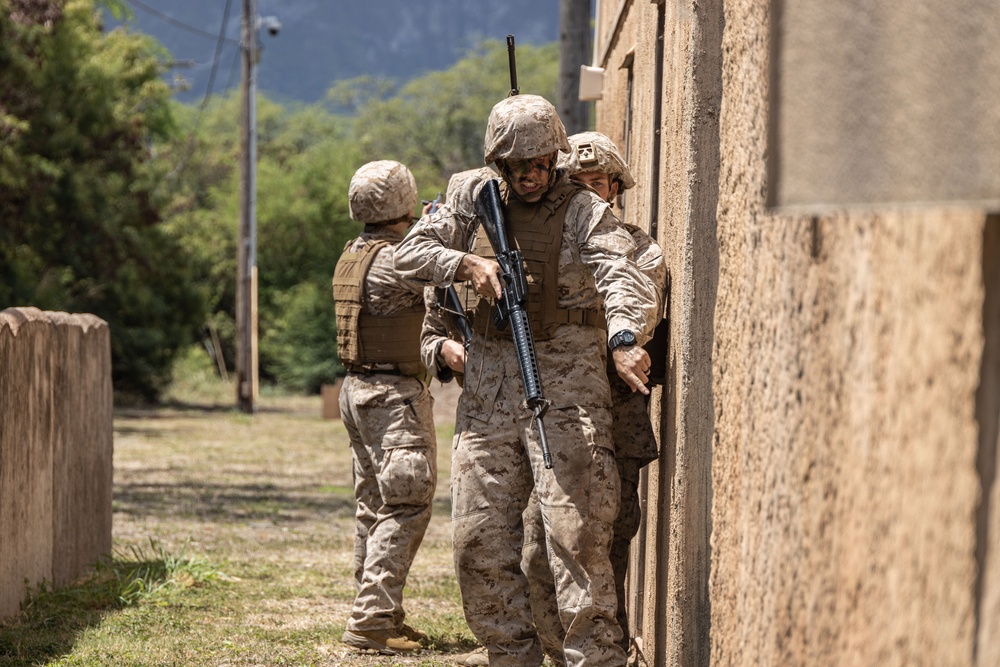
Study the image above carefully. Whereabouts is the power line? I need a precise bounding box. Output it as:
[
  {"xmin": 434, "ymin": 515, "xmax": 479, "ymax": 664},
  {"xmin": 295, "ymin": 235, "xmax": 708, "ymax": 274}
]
[
  {"xmin": 199, "ymin": 0, "xmax": 235, "ymax": 108},
  {"xmin": 125, "ymin": 0, "xmax": 239, "ymax": 44},
  {"xmin": 167, "ymin": 0, "xmax": 236, "ymax": 180}
]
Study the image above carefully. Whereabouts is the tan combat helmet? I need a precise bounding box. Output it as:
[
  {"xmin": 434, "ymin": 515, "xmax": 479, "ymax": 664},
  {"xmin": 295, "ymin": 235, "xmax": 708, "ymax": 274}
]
[
  {"xmin": 348, "ymin": 160, "xmax": 418, "ymax": 224},
  {"xmin": 559, "ymin": 131, "xmax": 636, "ymax": 190},
  {"xmin": 445, "ymin": 166, "xmax": 495, "ymax": 217},
  {"xmin": 483, "ymin": 94, "xmax": 570, "ymax": 166}
]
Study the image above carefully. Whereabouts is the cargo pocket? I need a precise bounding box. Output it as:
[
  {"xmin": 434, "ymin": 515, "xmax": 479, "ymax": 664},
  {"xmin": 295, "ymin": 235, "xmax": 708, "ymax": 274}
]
[
  {"xmin": 379, "ymin": 446, "xmax": 436, "ymax": 507},
  {"xmin": 381, "ymin": 378, "xmax": 435, "ymax": 450}
]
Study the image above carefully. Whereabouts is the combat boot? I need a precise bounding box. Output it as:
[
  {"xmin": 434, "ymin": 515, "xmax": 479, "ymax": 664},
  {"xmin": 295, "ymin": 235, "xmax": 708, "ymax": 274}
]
[
  {"xmin": 399, "ymin": 623, "xmax": 430, "ymax": 644},
  {"xmin": 341, "ymin": 628, "xmax": 421, "ymax": 654},
  {"xmin": 454, "ymin": 646, "xmax": 489, "ymax": 666}
]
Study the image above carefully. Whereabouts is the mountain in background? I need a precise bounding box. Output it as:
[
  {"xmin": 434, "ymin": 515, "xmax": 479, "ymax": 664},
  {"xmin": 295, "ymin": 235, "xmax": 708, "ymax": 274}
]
[{"xmin": 109, "ymin": 0, "xmax": 561, "ymax": 104}]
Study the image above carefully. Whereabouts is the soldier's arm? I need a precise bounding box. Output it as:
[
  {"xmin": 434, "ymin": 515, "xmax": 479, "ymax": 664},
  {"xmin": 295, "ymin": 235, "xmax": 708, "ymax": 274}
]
[
  {"xmin": 394, "ymin": 209, "xmax": 472, "ymax": 286},
  {"xmin": 573, "ymin": 199, "xmax": 659, "ymax": 346},
  {"xmin": 623, "ymin": 223, "xmax": 668, "ymax": 338},
  {"xmin": 572, "ymin": 196, "xmax": 659, "ymax": 393},
  {"xmin": 420, "ymin": 288, "xmax": 466, "ymax": 382}
]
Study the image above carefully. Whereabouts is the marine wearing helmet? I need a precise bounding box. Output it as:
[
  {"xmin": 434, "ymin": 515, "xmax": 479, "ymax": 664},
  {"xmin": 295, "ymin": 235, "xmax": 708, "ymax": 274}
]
[
  {"xmin": 559, "ymin": 131, "xmax": 636, "ymax": 203},
  {"xmin": 483, "ymin": 94, "xmax": 570, "ymax": 203},
  {"xmin": 348, "ymin": 160, "xmax": 418, "ymax": 224}
]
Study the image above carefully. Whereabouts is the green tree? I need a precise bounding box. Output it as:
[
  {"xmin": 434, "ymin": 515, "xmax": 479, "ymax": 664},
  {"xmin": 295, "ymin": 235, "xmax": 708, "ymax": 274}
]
[
  {"xmin": 0, "ymin": 0, "xmax": 205, "ymax": 400},
  {"xmin": 160, "ymin": 94, "xmax": 361, "ymax": 389}
]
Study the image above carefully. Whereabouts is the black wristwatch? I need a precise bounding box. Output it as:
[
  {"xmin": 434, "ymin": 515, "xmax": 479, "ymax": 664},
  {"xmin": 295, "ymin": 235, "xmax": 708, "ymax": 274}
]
[{"xmin": 608, "ymin": 329, "xmax": 637, "ymax": 351}]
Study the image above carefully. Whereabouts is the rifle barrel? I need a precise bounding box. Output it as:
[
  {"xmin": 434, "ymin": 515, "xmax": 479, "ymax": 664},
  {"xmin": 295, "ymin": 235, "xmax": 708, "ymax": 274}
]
[{"xmin": 506, "ymin": 34, "xmax": 519, "ymax": 96}]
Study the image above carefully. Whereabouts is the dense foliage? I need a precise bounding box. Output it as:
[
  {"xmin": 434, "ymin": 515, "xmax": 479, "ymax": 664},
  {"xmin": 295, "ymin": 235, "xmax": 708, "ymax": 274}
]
[
  {"xmin": 0, "ymin": 0, "xmax": 204, "ymax": 400},
  {"xmin": 1, "ymin": 0, "xmax": 559, "ymax": 398}
]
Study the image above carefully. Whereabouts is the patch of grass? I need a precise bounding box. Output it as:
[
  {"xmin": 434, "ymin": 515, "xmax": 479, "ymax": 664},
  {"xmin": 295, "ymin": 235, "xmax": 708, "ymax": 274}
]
[
  {"xmin": 1, "ymin": 382, "xmax": 479, "ymax": 666},
  {"xmin": 97, "ymin": 539, "xmax": 228, "ymax": 606},
  {"xmin": 0, "ymin": 541, "xmax": 227, "ymax": 666}
]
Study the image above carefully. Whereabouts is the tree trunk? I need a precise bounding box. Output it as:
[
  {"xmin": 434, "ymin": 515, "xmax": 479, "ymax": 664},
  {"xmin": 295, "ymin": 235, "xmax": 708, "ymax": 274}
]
[{"xmin": 558, "ymin": 0, "xmax": 591, "ymax": 134}]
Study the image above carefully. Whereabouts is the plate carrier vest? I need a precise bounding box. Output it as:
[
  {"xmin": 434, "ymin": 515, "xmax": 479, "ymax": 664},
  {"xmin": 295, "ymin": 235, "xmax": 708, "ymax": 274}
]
[
  {"xmin": 468, "ymin": 179, "xmax": 606, "ymax": 341},
  {"xmin": 332, "ymin": 239, "xmax": 424, "ymax": 375}
]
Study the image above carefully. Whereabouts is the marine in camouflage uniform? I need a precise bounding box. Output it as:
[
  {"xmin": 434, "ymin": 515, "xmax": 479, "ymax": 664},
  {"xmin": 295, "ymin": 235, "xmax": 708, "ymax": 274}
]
[
  {"xmin": 395, "ymin": 97, "xmax": 659, "ymax": 667},
  {"xmin": 522, "ymin": 133, "xmax": 667, "ymax": 662},
  {"xmin": 333, "ymin": 160, "xmax": 436, "ymax": 655}
]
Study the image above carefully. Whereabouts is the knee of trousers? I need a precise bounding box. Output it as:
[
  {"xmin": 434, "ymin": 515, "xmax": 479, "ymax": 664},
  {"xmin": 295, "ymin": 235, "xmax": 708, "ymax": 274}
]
[
  {"xmin": 452, "ymin": 506, "xmax": 524, "ymax": 571},
  {"xmin": 376, "ymin": 445, "xmax": 436, "ymax": 507}
]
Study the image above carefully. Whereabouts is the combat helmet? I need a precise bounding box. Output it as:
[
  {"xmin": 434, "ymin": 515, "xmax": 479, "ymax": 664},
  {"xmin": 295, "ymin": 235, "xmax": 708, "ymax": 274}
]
[
  {"xmin": 559, "ymin": 131, "xmax": 636, "ymax": 190},
  {"xmin": 483, "ymin": 95, "xmax": 570, "ymax": 166},
  {"xmin": 348, "ymin": 160, "xmax": 418, "ymax": 224}
]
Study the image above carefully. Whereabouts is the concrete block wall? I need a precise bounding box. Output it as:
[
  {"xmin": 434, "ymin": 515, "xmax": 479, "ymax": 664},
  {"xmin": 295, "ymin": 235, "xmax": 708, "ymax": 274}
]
[
  {"xmin": 709, "ymin": 2, "xmax": 999, "ymax": 665},
  {"xmin": 594, "ymin": 1, "xmax": 1000, "ymax": 665},
  {"xmin": 0, "ymin": 307, "xmax": 113, "ymax": 619}
]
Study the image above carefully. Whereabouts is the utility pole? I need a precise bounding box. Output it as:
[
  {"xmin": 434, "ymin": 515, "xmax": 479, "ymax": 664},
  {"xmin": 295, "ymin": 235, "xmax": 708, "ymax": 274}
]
[
  {"xmin": 236, "ymin": 0, "xmax": 259, "ymax": 413},
  {"xmin": 236, "ymin": 1, "xmax": 280, "ymax": 413}
]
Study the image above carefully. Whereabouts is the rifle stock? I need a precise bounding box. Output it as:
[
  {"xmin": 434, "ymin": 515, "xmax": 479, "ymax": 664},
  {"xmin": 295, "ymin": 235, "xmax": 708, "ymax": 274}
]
[{"xmin": 475, "ymin": 178, "xmax": 553, "ymax": 469}]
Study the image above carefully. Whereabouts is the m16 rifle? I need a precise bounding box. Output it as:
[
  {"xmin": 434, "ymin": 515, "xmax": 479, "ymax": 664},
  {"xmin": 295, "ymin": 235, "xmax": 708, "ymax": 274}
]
[{"xmin": 475, "ymin": 178, "xmax": 553, "ymax": 469}]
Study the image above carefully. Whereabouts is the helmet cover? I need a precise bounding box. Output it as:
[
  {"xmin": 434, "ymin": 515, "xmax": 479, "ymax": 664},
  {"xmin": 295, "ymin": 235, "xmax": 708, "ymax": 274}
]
[
  {"xmin": 558, "ymin": 131, "xmax": 636, "ymax": 190},
  {"xmin": 348, "ymin": 160, "xmax": 418, "ymax": 223},
  {"xmin": 483, "ymin": 94, "xmax": 570, "ymax": 165}
]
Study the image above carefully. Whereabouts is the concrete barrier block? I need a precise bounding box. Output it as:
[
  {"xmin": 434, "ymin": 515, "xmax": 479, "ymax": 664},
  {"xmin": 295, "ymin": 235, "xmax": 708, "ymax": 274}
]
[
  {"xmin": 0, "ymin": 307, "xmax": 111, "ymax": 618},
  {"xmin": 0, "ymin": 308, "xmax": 56, "ymax": 619}
]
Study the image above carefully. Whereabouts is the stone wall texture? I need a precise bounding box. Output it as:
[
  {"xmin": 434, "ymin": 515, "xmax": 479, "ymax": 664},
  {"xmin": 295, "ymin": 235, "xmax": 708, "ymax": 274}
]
[
  {"xmin": 594, "ymin": 1, "xmax": 1000, "ymax": 666},
  {"xmin": 0, "ymin": 307, "xmax": 113, "ymax": 619}
]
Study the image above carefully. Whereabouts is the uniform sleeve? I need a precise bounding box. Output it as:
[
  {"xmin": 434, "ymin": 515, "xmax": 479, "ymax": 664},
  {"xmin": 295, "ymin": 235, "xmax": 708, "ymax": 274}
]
[
  {"xmin": 420, "ymin": 287, "xmax": 455, "ymax": 383},
  {"xmin": 571, "ymin": 195, "xmax": 661, "ymax": 347},
  {"xmin": 394, "ymin": 208, "xmax": 474, "ymax": 286},
  {"xmin": 627, "ymin": 224, "xmax": 668, "ymax": 338}
]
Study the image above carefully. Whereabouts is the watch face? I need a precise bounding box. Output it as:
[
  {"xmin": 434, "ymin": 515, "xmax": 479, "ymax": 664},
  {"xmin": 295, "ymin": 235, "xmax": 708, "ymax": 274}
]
[{"xmin": 612, "ymin": 330, "xmax": 636, "ymax": 349}]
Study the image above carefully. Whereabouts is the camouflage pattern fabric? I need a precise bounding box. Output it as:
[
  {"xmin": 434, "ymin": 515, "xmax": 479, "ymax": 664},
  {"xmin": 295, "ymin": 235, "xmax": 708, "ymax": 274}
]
[
  {"xmin": 452, "ymin": 332, "xmax": 623, "ymax": 667},
  {"xmin": 559, "ymin": 131, "xmax": 636, "ymax": 190},
  {"xmin": 623, "ymin": 223, "xmax": 666, "ymax": 340},
  {"xmin": 420, "ymin": 287, "xmax": 450, "ymax": 381},
  {"xmin": 343, "ymin": 228, "xmax": 427, "ymax": 317},
  {"xmin": 609, "ymin": 456, "xmax": 643, "ymax": 653},
  {"xmin": 395, "ymin": 169, "xmax": 656, "ymax": 667},
  {"xmin": 349, "ymin": 160, "xmax": 418, "ymax": 224},
  {"xmin": 395, "ymin": 173, "xmax": 659, "ymax": 350},
  {"xmin": 445, "ymin": 166, "xmax": 495, "ymax": 220},
  {"xmin": 608, "ymin": 372, "xmax": 658, "ymax": 468},
  {"xmin": 341, "ymin": 373, "xmax": 437, "ymax": 633},
  {"xmin": 522, "ymin": 378, "xmax": 655, "ymax": 661},
  {"xmin": 483, "ymin": 95, "xmax": 571, "ymax": 165},
  {"xmin": 522, "ymin": 490, "xmax": 569, "ymax": 667}
]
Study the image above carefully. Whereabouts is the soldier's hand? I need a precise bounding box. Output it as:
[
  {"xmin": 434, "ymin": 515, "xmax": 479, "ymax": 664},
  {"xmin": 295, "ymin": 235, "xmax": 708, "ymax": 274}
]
[
  {"xmin": 440, "ymin": 339, "xmax": 466, "ymax": 373},
  {"xmin": 612, "ymin": 345, "xmax": 652, "ymax": 395},
  {"xmin": 457, "ymin": 254, "xmax": 503, "ymax": 299}
]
